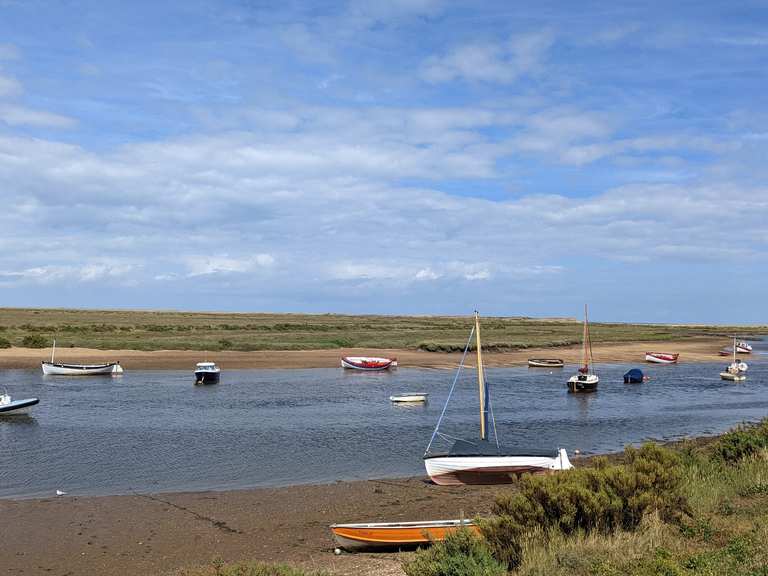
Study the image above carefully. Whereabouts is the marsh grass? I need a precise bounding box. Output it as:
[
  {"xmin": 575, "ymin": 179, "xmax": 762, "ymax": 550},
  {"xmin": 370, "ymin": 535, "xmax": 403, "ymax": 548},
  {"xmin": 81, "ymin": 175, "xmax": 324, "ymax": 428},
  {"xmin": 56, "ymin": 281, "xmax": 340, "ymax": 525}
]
[
  {"xmin": 172, "ymin": 561, "xmax": 331, "ymax": 576},
  {"xmin": 0, "ymin": 307, "xmax": 762, "ymax": 352}
]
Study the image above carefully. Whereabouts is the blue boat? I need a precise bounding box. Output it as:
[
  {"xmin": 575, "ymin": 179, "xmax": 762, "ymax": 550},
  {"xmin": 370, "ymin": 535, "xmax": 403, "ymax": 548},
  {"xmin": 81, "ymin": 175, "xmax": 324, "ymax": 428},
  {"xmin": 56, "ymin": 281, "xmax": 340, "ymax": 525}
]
[{"xmin": 623, "ymin": 368, "xmax": 644, "ymax": 384}]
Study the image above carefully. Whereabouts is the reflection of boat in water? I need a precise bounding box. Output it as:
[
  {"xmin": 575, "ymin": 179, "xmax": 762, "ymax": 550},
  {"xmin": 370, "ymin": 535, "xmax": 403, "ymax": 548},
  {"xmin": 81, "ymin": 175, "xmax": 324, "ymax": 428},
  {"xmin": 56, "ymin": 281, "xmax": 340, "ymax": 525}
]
[
  {"xmin": 194, "ymin": 362, "xmax": 220, "ymax": 384},
  {"xmin": 0, "ymin": 392, "xmax": 39, "ymax": 414},
  {"xmin": 41, "ymin": 340, "xmax": 123, "ymax": 375},
  {"xmin": 645, "ymin": 352, "xmax": 679, "ymax": 364},
  {"xmin": 330, "ymin": 519, "xmax": 477, "ymax": 550},
  {"xmin": 390, "ymin": 393, "xmax": 427, "ymax": 403},
  {"xmin": 423, "ymin": 312, "xmax": 572, "ymax": 486},
  {"xmin": 341, "ymin": 356, "xmax": 397, "ymax": 371},
  {"xmin": 527, "ymin": 358, "xmax": 564, "ymax": 368},
  {"xmin": 567, "ymin": 305, "xmax": 598, "ymax": 393}
]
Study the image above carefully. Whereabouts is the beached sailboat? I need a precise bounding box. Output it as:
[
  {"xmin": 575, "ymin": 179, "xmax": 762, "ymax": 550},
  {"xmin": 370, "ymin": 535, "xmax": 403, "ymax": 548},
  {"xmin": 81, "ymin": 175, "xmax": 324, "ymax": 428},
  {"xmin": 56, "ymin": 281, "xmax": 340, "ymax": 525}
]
[
  {"xmin": 41, "ymin": 340, "xmax": 123, "ymax": 376},
  {"xmin": 330, "ymin": 519, "xmax": 477, "ymax": 550},
  {"xmin": 341, "ymin": 356, "xmax": 397, "ymax": 370},
  {"xmin": 423, "ymin": 312, "xmax": 572, "ymax": 486},
  {"xmin": 0, "ymin": 392, "xmax": 39, "ymax": 414},
  {"xmin": 645, "ymin": 352, "xmax": 679, "ymax": 364},
  {"xmin": 736, "ymin": 340, "xmax": 753, "ymax": 354},
  {"xmin": 721, "ymin": 338, "xmax": 747, "ymax": 381},
  {"xmin": 567, "ymin": 305, "xmax": 598, "ymax": 393}
]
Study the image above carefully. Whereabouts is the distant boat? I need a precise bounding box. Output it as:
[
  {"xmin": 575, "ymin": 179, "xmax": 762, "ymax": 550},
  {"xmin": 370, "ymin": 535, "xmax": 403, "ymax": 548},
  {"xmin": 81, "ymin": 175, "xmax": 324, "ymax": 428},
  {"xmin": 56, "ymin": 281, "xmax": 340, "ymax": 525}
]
[
  {"xmin": 423, "ymin": 312, "xmax": 572, "ymax": 486},
  {"xmin": 623, "ymin": 368, "xmax": 645, "ymax": 384},
  {"xmin": 567, "ymin": 305, "xmax": 598, "ymax": 393},
  {"xmin": 528, "ymin": 358, "xmax": 564, "ymax": 368},
  {"xmin": 194, "ymin": 362, "xmax": 220, "ymax": 384},
  {"xmin": 0, "ymin": 392, "xmax": 39, "ymax": 414},
  {"xmin": 41, "ymin": 340, "xmax": 123, "ymax": 376},
  {"xmin": 721, "ymin": 338, "xmax": 747, "ymax": 381},
  {"xmin": 645, "ymin": 352, "xmax": 679, "ymax": 364},
  {"xmin": 736, "ymin": 340, "xmax": 753, "ymax": 354},
  {"xmin": 390, "ymin": 393, "xmax": 428, "ymax": 403},
  {"xmin": 341, "ymin": 356, "xmax": 397, "ymax": 371},
  {"xmin": 330, "ymin": 519, "xmax": 477, "ymax": 551}
]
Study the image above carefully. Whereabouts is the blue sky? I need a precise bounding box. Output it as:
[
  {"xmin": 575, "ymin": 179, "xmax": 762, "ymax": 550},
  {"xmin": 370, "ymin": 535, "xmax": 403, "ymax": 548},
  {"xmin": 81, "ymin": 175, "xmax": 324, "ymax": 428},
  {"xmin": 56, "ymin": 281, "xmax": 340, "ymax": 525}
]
[{"xmin": 1, "ymin": 0, "xmax": 767, "ymax": 322}]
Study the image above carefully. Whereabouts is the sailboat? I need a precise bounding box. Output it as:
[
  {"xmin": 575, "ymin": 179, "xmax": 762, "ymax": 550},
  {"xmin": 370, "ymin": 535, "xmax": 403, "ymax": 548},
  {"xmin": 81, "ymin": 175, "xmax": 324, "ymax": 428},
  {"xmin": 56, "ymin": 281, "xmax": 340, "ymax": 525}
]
[
  {"xmin": 423, "ymin": 312, "xmax": 572, "ymax": 486},
  {"xmin": 567, "ymin": 305, "xmax": 599, "ymax": 393},
  {"xmin": 41, "ymin": 340, "xmax": 123, "ymax": 376},
  {"xmin": 721, "ymin": 337, "xmax": 747, "ymax": 381}
]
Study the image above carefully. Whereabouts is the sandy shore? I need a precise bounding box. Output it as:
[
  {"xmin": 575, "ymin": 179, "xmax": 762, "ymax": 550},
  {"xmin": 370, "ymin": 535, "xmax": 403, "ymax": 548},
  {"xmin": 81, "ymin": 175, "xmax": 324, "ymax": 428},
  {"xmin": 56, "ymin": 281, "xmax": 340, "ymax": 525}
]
[
  {"xmin": 0, "ymin": 337, "xmax": 732, "ymax": 370},
  {"xmin": 0, "ymin": 476, "xmax": 519, "ymax": 576}
]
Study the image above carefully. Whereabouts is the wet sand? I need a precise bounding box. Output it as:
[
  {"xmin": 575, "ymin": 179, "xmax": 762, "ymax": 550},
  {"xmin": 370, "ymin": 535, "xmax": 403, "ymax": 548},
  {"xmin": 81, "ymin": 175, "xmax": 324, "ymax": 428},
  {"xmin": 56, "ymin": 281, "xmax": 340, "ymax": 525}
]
[
  {"xmin": 0, "ymin": 476, "xmax": 515, "ymax": 576},
  {"xmin": 0, "ymin": 337, "xmax": 729, "ymax": 370}
]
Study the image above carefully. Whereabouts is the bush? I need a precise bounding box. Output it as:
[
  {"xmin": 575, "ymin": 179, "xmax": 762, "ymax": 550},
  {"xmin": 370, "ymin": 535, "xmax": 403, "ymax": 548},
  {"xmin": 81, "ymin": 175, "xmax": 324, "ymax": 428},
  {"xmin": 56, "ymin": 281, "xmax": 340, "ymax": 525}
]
[
  {"xmin": 21, "ymin": 335, "xmax": 48, "ymax": 348},
  {"xmin": 219, "ymin": 339, "xmax": 234, "ymax": 350},
  {"xmin": 0, "ymin": 336, "xmax": 11, "ymax": 348},
  {"xmin": 177, "ymin": 560, "xmax": 330, "ymax": 576},
  {"xmin": 713, "ymin": 420, "xmax": 768, "ymax": 464},
  {"xmin": 402, "ymin": 528, "xmax": 506, "ymax": 576},
  {"xmin": 482, "ymin": 444, "xmax": 688, "ymax": 568}
]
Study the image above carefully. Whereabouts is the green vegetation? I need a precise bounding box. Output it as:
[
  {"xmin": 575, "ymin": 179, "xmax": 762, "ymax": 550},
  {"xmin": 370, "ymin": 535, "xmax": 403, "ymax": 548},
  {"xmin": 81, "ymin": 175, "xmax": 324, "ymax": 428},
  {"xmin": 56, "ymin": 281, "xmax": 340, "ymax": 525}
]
[
  {"xmin": 0, "ymin": 336, "xmax": 10, "ymax": 348},
  {"xmin": 0, "ymin": 307, "xmax": 763, "ymax": 352},
  {"xmin": 405, "ymin": 420, "xmax": 768, "ymax": 575},
  {"xmin": 20, "ymin": 334, "xmax": 48, "ymax": 348},
  {"xmin": 403, "ymin": 528, "xmax": 506, "ymax": 576},
  {"xmin": 172, "ymin": 561, "xmax": 330, "ymax": 576}
]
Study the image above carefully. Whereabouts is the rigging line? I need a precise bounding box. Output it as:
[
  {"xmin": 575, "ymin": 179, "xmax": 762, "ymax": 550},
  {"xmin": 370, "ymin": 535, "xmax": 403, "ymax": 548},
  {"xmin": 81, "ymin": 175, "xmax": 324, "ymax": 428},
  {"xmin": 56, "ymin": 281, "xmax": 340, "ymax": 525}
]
[
  {"xmin": 482, "ymin": 363, "xmax": 500, "ymax": 451},
  {"xmin": 424, "ymin": 325, "xmax": 476, "ymax": 457}
]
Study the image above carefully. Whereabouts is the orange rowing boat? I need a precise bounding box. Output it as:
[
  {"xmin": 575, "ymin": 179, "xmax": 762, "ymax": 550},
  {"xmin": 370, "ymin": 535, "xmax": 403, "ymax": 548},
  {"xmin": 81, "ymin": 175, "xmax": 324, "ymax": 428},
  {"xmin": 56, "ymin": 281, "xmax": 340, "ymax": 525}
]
[{"xmin": 330, "ymin": 519, "xmax": 477, "ymax": 550}]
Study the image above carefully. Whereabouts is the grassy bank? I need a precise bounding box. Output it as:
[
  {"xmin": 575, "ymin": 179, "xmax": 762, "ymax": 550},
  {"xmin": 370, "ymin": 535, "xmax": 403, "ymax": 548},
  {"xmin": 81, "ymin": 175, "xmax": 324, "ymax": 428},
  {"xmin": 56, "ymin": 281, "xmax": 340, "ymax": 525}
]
[{"xmin": 0, "ymin": 308, "xmax": 763, "ymax": 352}]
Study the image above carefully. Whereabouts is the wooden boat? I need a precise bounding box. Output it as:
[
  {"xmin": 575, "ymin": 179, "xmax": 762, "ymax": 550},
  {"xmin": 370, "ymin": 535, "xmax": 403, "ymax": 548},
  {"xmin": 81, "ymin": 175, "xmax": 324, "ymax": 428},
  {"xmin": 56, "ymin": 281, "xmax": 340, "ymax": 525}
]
[
  {"xmin": 341, "ymin": 356, "xmax": 397, "ymax": 371},
  {"xmin": 0, "ymin": 393, "xmax": 39, "ymax": 414},
  {"xmin": 567, "ymin": 305, "xmax": 598, "ymax": 393},
  {"xmin": 194, "ymin": 362, "xmax": 220, "ymax": 384},
  {"xmin": 330, "ymin": 519, "xmax": 477, "ymax": 550},
  {"xmin": 721, "ymin": 338, "xmax": 747, "ymax": 381},
  {"xmin": 423, "ymin": 312, "xmax": 572, "ymax": 486},
  {"xmin": 645, "ymin": 352, "xmax": 679, "ymax": 364},
  {"xmin": 390, "ymin": 393, "xmax": 428, "ymax": 403},
  {"xmin": 527, "ymin": 358, "xmax": 564, "ymax": 368},
  {"xmin": 41, "ymin": 340, "xmax": 123, "ymax": 376}
]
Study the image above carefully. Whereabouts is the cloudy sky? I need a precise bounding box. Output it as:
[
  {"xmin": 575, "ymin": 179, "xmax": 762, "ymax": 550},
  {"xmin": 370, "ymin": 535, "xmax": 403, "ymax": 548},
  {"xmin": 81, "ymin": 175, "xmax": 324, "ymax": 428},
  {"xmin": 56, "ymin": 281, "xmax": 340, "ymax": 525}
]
[{"xmin": 0, "ymin": 1, "xmax": 766, "ymax": 322}]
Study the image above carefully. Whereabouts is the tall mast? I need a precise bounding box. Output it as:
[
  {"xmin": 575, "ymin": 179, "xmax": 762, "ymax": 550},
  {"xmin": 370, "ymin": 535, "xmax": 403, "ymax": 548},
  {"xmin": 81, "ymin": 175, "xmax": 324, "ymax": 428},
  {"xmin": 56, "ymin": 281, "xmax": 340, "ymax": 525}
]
[
  {"xmin": 474, "ymin": 311, "xmax": 487, "ymax": 441},
  {"xmin": 51, "ymin": 339, "xmax": 56, "ymax": 363},
  {"xmin": 582, "ymin": 304, "xmax": 589, "ymax": 371},
  {"xmin": 733, "ymin": 336, "xmax": 737, "ymax": 364}
]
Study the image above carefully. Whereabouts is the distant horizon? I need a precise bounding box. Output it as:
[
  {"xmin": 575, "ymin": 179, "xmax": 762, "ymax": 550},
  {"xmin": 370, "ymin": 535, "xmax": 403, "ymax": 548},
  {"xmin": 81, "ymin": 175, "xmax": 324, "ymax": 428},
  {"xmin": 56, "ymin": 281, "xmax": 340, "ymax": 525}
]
[{"xmin": 1, "ymin": 1, "xmax": 766, "ymax": 323}]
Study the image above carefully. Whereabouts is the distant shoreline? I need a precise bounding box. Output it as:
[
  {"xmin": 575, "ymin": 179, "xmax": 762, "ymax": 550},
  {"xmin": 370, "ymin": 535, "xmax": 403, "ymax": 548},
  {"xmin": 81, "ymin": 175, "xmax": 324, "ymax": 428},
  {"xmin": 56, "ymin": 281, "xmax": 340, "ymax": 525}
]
[{"xmin": 0, "ymin": 336, "xmax": 745, "ymax": 370}]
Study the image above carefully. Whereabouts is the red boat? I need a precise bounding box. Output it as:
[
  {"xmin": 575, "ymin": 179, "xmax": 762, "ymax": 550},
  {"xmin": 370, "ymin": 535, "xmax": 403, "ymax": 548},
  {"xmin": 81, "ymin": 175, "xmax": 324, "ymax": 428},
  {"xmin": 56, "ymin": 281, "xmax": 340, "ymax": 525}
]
[
  {"xmin": 645, "ymin": 352, "xmax": 679, "ymax": 364},
  {"xmin": 340, "ymin": 356, "xmax": 398, "ymax": 371}
]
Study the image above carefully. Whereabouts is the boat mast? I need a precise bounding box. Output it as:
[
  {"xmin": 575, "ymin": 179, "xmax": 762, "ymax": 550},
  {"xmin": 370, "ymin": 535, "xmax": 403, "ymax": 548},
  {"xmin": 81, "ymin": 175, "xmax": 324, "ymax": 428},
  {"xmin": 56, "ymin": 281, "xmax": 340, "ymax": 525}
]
[
  {"xmin": 733, "ymin": 336, "xmax": 737, "ymax": 364},
  {"xmin": 51, "ymin": 339, "xmax": 56, "ymax": 363},
  {"xmin": 582, "ymin": 304, "xmax": 589, "ymax": 372},
  {"xmin": 474, "ymin": 311, "xmax": 488, "ymax": 441}
]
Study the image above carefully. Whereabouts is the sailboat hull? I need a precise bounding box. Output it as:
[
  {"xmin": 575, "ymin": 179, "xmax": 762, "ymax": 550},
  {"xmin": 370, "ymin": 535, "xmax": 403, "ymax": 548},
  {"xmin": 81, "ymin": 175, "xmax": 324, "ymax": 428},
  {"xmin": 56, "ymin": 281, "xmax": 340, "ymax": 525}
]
[
  {"xmin": 567, "ymin": 373, "xmax": 599, "ymax": 393},
  {"xmin": 424, "ymin": 451, "xmax": 572, "ymax": 486}
]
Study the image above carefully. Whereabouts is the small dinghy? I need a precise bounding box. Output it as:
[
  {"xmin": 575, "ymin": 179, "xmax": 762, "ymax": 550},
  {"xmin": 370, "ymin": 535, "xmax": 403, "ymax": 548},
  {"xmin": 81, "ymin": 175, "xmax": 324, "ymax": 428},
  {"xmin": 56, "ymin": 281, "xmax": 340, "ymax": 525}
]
[
  {"xmin": 623, "ymin": 368, "xmax": 645, "ymax": 383},
  {"xmin": 736, "ymin": 340, "xmax": 753, "ymax": 354},
  {"xmin": 390, "ymin": 393, "xmax": 428, "ymax": 403},
  {"xmin": 527, "ymin": 358, "xmax": 564, "ymax": 368},
  {"xmin": 0, "ymin": 392, "xmax": 39, "ymax": 415},
  {"xmin": 645, "ymin": 352, "xmax": 679, "ymax": 364},
  {"xmin": 341, "ymin": 356, "xmax": 397, "ymax": 371},
  {"xmin": 330, "ymin": 519, "xmax": 477, "ymax": 550},
  {"xmin": 194, "ymin": 362, "xmax": 220, "ymax": 384},
  {"xmin": 41, "ymin": 340, "xmax": 123, "ymax": 375}
]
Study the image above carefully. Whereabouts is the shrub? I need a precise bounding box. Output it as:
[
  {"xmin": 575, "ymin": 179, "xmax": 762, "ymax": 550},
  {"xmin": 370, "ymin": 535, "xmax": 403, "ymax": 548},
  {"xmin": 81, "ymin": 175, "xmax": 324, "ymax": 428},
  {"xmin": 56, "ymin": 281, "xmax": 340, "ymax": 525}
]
[
  {"xmin": 713, "ymin": 420, "xmax": 768, "ymax": 464},
  {"xmin": 176, "ymin": 561, "xmax": 330, "ymax": 576},
  {"xmin": 219, "ymin": 339, "xmax": 234, "ymax": 350},
  {"xmin": 402, "ymin": 528, "xmax": 506, "ymax": 576},
  {"xmin": 0, "ymin": 336, "xmax": 11, "ymax": 348},
  {"xmin": 21, "ymin": 335, "xmax": 48, "ymax": 348}
]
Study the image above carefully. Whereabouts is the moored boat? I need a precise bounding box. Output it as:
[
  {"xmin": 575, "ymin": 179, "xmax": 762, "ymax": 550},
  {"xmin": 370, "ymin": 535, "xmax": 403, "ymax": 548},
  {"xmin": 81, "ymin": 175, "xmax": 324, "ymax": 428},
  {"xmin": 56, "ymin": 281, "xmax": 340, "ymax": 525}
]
[
  {"xmin": 390, "ymin": 393, "xmax": 428, "ymax": 403},
  {"xmin": 194, "ymin": 362, "xmax": 220, "ymax": 384},
  {"xmin": 527, "ymin": 358, "xmax": 564, "ymax": 368},
  {"xmin": 341, "ymin": 356, "xmax": 397, "ymax": 371},
  {"xmin": 330, "ymin": 519, "xmax": 477, "ymax": 550},
  {"xmin": 645, "ymin": 352, "xmax": 679, "ymax": 364},
  {"xmin": 736, "ymin": 341, "xmax": 753, "ymax": 354},
  {"xmin": 41, "ymin": 340, "xmax": 123, "ymax": 376},
  {"xmin": 721, "ymin": 338, "xmax": 747, "ymax": 381},
  {"xmin": 423, "ymin": 312, "xmax": 572, "ymax": 486},
  {"xmin": 567, "ymin": 305, "xmax": 598, "ymax": 393},
  {"xmin": 0, "ymin": 393, "xmax": 39, "ymax": 414},
  {"xmin": 623, "ymin": 368, "xmax": 645, "ymax": 384}
]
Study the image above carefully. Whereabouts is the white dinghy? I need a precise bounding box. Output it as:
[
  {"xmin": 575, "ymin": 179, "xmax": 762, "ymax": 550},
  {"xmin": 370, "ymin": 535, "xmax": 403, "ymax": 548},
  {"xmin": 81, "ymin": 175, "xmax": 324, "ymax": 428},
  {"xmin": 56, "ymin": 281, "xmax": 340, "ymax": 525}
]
[
  {"xmin": 423, "ymin": 312, "xmax": 572, "ymax": 486},
  {"xmin": 41, "ymin": 340, "xmax": 123, "ymax": 376},
  {"xmin": 390, "ymin": 393, "xmax": 428, "ymax": 403}
]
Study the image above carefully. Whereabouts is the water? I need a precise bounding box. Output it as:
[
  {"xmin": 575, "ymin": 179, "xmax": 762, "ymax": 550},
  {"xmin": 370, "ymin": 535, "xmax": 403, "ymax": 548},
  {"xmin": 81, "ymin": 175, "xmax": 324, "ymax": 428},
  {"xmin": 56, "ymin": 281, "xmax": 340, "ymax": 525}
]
[{"xmin": 1, "ymin": 351, "xmax": 767, "ymax": 499}]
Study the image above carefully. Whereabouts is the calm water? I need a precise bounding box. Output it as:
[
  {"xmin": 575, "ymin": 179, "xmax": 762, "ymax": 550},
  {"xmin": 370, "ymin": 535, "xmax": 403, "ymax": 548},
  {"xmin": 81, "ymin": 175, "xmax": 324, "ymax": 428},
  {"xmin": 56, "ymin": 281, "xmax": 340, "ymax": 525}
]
[{"xmin": 2, "ymin": 348, "xmax": 768, "ymax": 499}]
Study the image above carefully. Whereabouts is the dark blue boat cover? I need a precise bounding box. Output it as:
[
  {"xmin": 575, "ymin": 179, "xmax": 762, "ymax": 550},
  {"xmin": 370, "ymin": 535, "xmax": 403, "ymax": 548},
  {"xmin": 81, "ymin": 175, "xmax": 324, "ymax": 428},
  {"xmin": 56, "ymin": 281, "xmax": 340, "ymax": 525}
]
[{"xmin": 624, "ymin": 368, "xmax": 644, "ymax": 383}]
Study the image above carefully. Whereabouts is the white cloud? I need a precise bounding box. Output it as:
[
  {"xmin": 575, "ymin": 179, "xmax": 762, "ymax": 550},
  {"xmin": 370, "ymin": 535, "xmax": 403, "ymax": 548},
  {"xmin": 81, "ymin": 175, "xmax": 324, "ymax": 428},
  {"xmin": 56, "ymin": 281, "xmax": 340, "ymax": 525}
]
[
  {"xmin": 0, "ymin": 73, "xmax": 22, "ymax": 97},
  {"xmin": 185, "ymin": 254, "xmax": 275, "ymax": 277},
  {"xmin": 422, "ymin": 31, "xmax": 554, "ymax": 84},
  {"xmin": 0, "ymin": 104, "xmax": 77, "ymax": 128}
]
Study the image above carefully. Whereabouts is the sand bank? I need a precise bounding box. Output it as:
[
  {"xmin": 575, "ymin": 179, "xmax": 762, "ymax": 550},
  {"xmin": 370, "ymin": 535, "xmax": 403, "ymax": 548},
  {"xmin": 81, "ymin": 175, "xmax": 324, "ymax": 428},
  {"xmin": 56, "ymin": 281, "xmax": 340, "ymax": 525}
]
[{"xmin": 0, "ymin": 337, "xmax": 733, "ymax": 370}]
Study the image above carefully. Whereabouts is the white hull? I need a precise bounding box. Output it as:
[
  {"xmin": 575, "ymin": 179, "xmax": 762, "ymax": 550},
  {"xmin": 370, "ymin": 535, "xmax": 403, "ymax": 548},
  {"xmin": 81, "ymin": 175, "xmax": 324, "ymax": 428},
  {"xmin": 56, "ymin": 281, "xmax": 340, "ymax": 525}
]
[
  {"xmin": 645, "ymin": 353, "xmax": 678, "ymax": 364},
  {"xmin": 0, "ymin": 395, "xmax": 39, "ymax": 414},
  {"xmin": 41, "ymin": 362, "xmax": 123, "ymax": 376},
  {"xmin": 424, "ymin": 449, "xmax": 572, "ymax": 485},
  {"xmin": 341, "ymin": 356, "xmax": 397, "ymax": 370},
  {"xmin": 721, "ymin": 371, "xmax": 746, "ymax": 381},
  {"xmin": 390, "ymin": 394, "xmax": 428, "ymax": 403}
]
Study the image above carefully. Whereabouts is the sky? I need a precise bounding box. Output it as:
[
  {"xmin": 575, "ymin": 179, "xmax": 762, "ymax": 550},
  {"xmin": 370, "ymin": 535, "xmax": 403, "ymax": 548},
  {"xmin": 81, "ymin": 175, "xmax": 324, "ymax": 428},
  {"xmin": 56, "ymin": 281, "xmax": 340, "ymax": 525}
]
[{"xmin": 0, "ymin": 0, "xmax": 767, "ymax": 322}]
